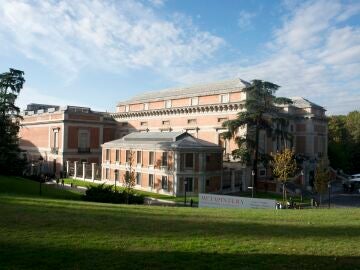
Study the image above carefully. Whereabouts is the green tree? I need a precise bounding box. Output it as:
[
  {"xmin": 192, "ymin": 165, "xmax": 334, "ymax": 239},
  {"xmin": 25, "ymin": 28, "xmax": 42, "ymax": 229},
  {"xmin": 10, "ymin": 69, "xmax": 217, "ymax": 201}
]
[
  {"xmin": 0, "ymin": 68, "xmax": 26, "ymax": 175},
  {"xmin": 124, "ymin": 150, "xmax": 136, "ymax": 203},
  {"xmin": 314, "ymin": 158, "xmax": 330, "ymax": 205},
  {"xmin": 222, "ymin": 80, "xmax": 293, "ymax": 185},
  {"xmin": 328, "ymin": 111, "xmax": 360, "ymax": 174},
  {"xmin": 271, "ymin": 148, "xmax": 297, "ymax": 203}
]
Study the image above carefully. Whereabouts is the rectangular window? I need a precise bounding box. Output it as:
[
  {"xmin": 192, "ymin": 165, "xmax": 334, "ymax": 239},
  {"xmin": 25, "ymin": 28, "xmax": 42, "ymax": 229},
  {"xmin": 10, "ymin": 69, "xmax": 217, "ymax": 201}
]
[
  {"xmin": 162, "ymin": 120, "xmax": 170, "ymax": 125},
  {"xmin": 187, "ymin": 119, "xmax": 197, "ymax": 125},
  {"xmin": 137, "ymin": 151, "xmax": 142, "ymax": 164},
  {"xmin": 114, "ymin": 170, "xmax": 119, "ymax": 181},
  {"xmin": 136, "ymin": 172, "xmax": 141, "ymax": 185},
  {"xmin": 185, "ymin": 153, "xmax": 194, "ymax": 168},
  {"xmin": 78, "ymin": 130, "xmax": 89, "ymax": 148},
  {"xmin": 190, "ymin": 97, "xmax": 198, "ymax": 106},
  {"xmin": 217, "ymin": 117, "xmax": 228, "ymax": 123},
  {"xmin": 144, "ymin": 103, "xmax": 149, "ymax": 110},
  {"xmin": 115, "ymin": 150, "xmax": 120, "ymax": 162},
  {"xmin": 185, "ymin": 177, "xmax": 193, "ymax": 192},
  {"xmin": 165, "ymin": 100, "xmax": 171, "ymax": 108},
  {"xmin": 162, "ymin": 176, "xmax": 168, "ymax": 191},
  {"xmin": 125, "ymin": 105, "xmax": 129, "ymax": 112},
  {"xmin": 53, "ymin": 129, "xmax": 59, "ymax": 148},
  {"xmin": 105, "ymin": 168, "xmax": 109, "ymax": 179},
  {"xmin": 162, "ymin": 152, "xmax": 168, "ymax": 166},
  {"xmin": 126, "ymin": 150, "xmax": 131, "ymax": 163},
  {"xmin": 148, "ymin": 174, "xmax": 154, "ymax": 188},
  {"xmin": 105, "ymin": 149, "xmax": 110, "ymax": 161},
  {"xmin": 140, "ymin": 121, "xmax": 147, "ymax": 126},
  {"xmin": 220, "ymin": 94, "xmax": 229, "ymax": 103},
  {"xmin": 149, "ymin": 152, "xmax": 155, "ymax": 165}
]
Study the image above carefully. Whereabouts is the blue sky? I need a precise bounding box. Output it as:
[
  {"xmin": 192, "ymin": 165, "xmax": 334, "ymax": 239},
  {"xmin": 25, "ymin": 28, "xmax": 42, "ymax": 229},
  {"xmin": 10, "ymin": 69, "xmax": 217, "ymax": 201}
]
[{"xmin": 0, "ymin": 0, "xmax": 359, "ymax": 114}]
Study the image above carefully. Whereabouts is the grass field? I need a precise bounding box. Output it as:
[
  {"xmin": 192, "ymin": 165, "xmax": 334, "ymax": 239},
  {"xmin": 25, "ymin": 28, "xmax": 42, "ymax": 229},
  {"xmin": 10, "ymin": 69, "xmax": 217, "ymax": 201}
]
[{"xmin": 1, "ymin": 176, "xmax": 360, "ymax": 269}]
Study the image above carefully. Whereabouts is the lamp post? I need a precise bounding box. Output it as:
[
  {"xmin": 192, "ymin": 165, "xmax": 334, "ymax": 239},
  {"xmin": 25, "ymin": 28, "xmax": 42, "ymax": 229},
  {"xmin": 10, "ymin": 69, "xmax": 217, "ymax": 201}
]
[
  {"xmin": 251, "ymin": 170, "xmax": 255, "ymax": 198},
  {"xmin": 300, "ymin": 170, "xmax": 304, "ymax": 202},
  {"xmin": 328, "ymin": 182, "xmax": 331, "ymax": 209},
  {"xmin": 184, "ymin": 180, "xmax": 187, "ymax": 206}
]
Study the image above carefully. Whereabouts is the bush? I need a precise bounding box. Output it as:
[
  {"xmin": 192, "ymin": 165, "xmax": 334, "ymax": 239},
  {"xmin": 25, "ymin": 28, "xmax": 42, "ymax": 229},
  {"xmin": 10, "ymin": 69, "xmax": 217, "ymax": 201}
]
[{"xmin": 83, "ymin": 184, "xmax": 144, "ymax": 204}]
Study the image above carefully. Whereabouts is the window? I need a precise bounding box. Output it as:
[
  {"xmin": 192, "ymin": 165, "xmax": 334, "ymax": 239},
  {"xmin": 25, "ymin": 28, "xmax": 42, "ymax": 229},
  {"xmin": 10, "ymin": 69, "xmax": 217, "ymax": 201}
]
[
  {"xmin": 105, "ymin": 149, "xmax": 110, "ymax": 161},
  {"xmin": 165, "ymin": 100, "xmax": 172, "ymax": 108},
  {"xmin": 187, "ymin": 119, "xmax": 197, "ymax": 125},
  {"xmin": 185, "ymin": 177, "xmax": 193, "ymax": 192},
  {"xmin": 217, "ymin": 117, "xmax": 228, "ymax": 123},
  {"xmin": 115, "ymin": 150, "xmax": 120, "ymax": 162},
  {"xmin": 206, "ymin": 154, "xmax": 211, "ymax": 163},
  {"xmin": 121, "ymin": 122, "xmax": 128, "ymax": 127},
  {"xmin": 105, "ymin": 168, "xmax": 110, "ymax": 180},
  {"xmin": 78, "ymin": 130, "xmax": 90, "ymax": 148},
  {"xmin": 137, "ymin": 151, "xmax": 142, "ymax": 164},
  {"xmin": 162, "ymin": 176, "xmax": 168, "ymax": 191},
  {"xmin": 148, "ymin": 174, "xmax": 154, "ymax": 188},
  {"xmin": 140, "ymin": 121, "xmax": 147, "ymax": 126},
  {"xmin": 114, "ymin": 170, "xmax": 119, "ymax": 181},
  {"xmin": 149, "ymin": 152, "xmax": 155, "ymax": 165},
  {"xmin": 53, "ymin": 129, "xmax": 59, "ymax": 148},
  {"xmin": 144, "ymin": 103, "xmax": 149, "ymax": 110},
  {"xmin": 136, "ymin": 172, "xmax": 141, "ymax": 185},
  {"xmin": 220, "ymin": 94, "xmax": 229, "ymax": 103},
  {"xmin": 125, "ymin": 105, "xmax": 129, "ymax": 112},
  {"xmin": 162, "ymin": 120, "xmax": 170, "ymax": 125},
  {"xmin": 162, "ymin": 152, "xmax": 168, "ymax": 166},
  {"xmin": 126, "ymin": 150, "xmax": 131, "ymax": 163},
  {"xmin": 190, "ymin": 97, "xmax": 198, "ymax": 106},
  {"xmin": 185, "ymin": 153, "xmax": 194, "ymax": 168}
]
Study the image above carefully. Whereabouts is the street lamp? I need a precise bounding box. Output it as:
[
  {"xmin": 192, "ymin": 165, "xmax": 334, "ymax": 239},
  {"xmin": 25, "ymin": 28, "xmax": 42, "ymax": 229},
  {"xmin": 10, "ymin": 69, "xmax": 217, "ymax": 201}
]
[
  {"xmin": 328, "ymin": 182, "xmax": 331, "ymax": 209},
  {"xmin": 184, "ymin": 180, "xmax": 188, "ymax": 206},
  {"xmin": 251, "ymin": 170, "xmax": 255, "ymax": 198},
  {"xmin": 300, "ymin": 170, "xmax": 304, "ymax": 202}
]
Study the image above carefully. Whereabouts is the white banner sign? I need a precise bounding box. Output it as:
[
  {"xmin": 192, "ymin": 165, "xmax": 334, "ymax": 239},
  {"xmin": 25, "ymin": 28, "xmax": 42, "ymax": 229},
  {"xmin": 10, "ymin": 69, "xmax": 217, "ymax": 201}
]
[{"xmin": 199, "ymin": 193, "xmax": 276, "ymax": 209}]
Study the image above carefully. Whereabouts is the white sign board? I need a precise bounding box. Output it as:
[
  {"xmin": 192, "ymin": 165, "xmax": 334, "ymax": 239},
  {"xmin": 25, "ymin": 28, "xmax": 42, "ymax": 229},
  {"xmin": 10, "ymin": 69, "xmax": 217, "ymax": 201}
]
[{"xmin": 199, "ymin": 193, "xmax": 276, "ymax": 209}]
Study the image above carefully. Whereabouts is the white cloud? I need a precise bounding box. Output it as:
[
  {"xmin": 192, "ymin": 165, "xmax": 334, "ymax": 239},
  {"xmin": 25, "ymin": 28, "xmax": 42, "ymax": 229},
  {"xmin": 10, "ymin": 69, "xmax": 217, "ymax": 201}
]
[
  {"xmin": 171, "ymin": 0, "xmax": 360, "ymax": 115},
  {"xmin": 237, "ymin": 11, "xmax": 256, "ymax": 30},
  {"xmin": 0, "ymin": 0, "xmax": 223, "ymax": 76}
]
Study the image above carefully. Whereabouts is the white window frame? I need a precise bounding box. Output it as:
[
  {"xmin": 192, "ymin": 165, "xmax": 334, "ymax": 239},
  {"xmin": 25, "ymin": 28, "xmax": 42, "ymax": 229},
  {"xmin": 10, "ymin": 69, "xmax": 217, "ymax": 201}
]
[
  {"xmin": 125, "ymin": 105, "xmax": 129, "ymax": 112},
  {"xmin": 220, "ymin": 94, "xmax": 229, "ymax": 103},
  {"xmin": 190, "ymin": 97, "xmax": 198, "ymax": 106},
  {"xmin": 165, "ymin": 100, "xmax": 172, "ymax": 108},
  {"xmin": 53, "ymin": 128, "xmax": 59, "ymax": 148},
  {"xmin": 78, "ymin": 129, "xmax": 90, "ymax": 148},
  {"xmin": 144, "ymin": 103, "xmax": 149, "ymax": 110},
  {"xmin": 148, "ymin": 174, "xmax": 154, "ymax": 188}
]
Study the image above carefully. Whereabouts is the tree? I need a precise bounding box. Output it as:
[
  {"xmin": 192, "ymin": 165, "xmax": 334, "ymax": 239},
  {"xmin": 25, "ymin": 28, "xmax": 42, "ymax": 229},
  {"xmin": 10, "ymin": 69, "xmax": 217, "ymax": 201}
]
[
  {"xmin": 222, "ymin": 80, "xmax": 293, "ymax": 185},
  {"xmin": 0, "ymin": 68, "xmax": 26, "ymax": 175},
  {"xmin": 328, "ymin": 111, "xmax": 360, "ymax": 174},
  {"xmin": 123, "ymin": 150, "xmax": 136, "ymax": 203},
  {"xmin": 271, "ymin": 148, "xmax": 297, "ymax": 203},
  {"xmin": 314, "ymin": 158, "xmax": 330, "ymax": 205}
]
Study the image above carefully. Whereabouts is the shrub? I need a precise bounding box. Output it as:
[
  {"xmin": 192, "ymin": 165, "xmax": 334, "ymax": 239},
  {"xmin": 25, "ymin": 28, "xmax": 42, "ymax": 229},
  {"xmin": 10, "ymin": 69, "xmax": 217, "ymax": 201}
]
[{"xmin": 83, "ymin": 184, "xmax": 144, "ymax": 204}]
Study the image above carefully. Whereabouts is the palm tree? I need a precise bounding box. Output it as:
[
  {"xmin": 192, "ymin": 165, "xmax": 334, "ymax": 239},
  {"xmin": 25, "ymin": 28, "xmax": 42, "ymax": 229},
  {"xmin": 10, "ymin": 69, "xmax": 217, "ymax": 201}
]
[{"xmin": 222, "ymin": 80, "xmax": 293, "ymax": 186}]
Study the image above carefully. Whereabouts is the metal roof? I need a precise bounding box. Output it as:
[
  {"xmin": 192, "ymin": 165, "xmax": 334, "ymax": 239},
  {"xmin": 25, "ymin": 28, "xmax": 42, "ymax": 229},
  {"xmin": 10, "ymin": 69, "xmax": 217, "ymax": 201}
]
[
  {"xmin": 117, "ymin": 78, "xmax": 250, "ymax": 105},
  {"xmin": 102, "ymin": 132, "xmax": 222, "ymax": 151}
]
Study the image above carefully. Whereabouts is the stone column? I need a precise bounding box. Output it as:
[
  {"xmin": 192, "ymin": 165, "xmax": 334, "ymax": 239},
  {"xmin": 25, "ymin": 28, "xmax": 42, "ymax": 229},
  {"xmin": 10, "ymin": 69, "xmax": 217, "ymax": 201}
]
[
  {"xmin": 91, "ymin": 163, "xmax": 96, "ymax": 181},
  {"xmin": 66, "ymin": 161, "xmax": 70, "ymax": 176},
  {"xmin": 82, "ymin": 162, "xmax": 86, "ymax": 180},
  {"xmin": 231, "ymin": 170, "xmax": 235, "ymax": 192},
  {"xmin": 74, "ymin": 161, "xmax": 78, "ymax": 178}
]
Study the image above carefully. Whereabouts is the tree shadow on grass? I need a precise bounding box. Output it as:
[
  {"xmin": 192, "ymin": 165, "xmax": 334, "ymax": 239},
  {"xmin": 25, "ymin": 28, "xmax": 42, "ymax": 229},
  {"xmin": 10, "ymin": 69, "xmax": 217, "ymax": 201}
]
[{"xmin": 0, "ymin": 241, "xmax": 359, "ymax": 270}]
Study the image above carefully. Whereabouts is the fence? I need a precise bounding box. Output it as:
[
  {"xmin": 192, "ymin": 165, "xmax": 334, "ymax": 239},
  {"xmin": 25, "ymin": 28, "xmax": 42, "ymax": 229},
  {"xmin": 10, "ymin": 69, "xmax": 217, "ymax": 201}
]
[{"xmin": 66, "ymin": 161, "xmax": 101, "ymax": 181}]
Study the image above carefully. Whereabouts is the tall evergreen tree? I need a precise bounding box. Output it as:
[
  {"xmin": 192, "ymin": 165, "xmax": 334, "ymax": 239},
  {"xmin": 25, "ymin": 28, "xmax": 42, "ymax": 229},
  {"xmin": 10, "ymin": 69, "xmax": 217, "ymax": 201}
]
[
  {"xmin": 222, "ymin": 80, "xmax": 293, "ymax": 185},
  {"xmin": 0, "ymin": 68, "xmax": 26, "ymax": 175}
]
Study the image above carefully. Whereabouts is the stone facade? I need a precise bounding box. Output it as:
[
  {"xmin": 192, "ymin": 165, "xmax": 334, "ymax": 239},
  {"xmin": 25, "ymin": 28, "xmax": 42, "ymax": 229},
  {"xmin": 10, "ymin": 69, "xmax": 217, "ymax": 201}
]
[
  {"xmin": 101, "ymin": 132, "xmax": 223, "ymax": 196},
  {"xmin": 112, "ymin": 79, "xmax": 328, "ymax": 190},
  {"xmin": 19, "ymin": 103, "xmax": 117, "ymax": 175}
]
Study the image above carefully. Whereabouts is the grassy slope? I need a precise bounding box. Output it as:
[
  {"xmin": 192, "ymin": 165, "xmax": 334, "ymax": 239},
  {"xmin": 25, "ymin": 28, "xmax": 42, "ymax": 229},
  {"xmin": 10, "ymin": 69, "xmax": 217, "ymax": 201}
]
[{"xmin": 0, "ymin": 176, "xmax": 360, "ymax": 269}]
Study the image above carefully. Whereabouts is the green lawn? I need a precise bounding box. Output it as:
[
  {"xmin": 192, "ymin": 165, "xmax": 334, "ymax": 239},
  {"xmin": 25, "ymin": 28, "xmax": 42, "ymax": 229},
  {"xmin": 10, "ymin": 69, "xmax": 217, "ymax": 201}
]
[{"xmin": 0, "ymin": 175, "xmax": 360, "ymax": 269}]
